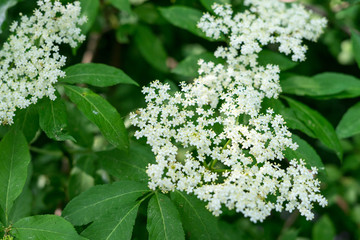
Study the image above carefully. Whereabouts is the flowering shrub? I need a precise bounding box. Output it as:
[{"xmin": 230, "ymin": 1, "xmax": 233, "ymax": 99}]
[{"xmin": 0, "ymin": 0, "xmax": 360, "ymax": 239}]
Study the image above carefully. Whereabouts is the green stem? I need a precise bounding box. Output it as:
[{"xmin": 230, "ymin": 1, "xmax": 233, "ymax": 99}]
[{"xmin": 29, "ymin": 146, "xmax": 63, "ymax": 157}]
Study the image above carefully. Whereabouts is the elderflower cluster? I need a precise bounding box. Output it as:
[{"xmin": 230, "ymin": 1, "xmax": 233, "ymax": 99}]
[
  {"xmin": 0, "ymin": 0, "xmax": 86, "ymax": 125},
  {"xmin": 131, "ymin": 0, "xmax": 327, "ymax": 223}
]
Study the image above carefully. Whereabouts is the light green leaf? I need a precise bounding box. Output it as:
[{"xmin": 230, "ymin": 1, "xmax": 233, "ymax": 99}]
[
  {"xmin": 39, "ymin": 97, "xmax": 75, "ymax": 142},
  {"xmin": 200, "ymin": 0, "xmax": 230, "ymax": 12},
  {"xmin": 80, "ymin": 0, "xmax": 100, "ymax": 34},
  {"xmin": 336, "ymin": 102, "xmax": 360, "ymax": 139},
  {"xmin": 352, "ymin": 30, "xmax": 360, "ymax": 69},
  {"xmin": 62, "ymin": 63, "xmax": 138, "ymax": 87},
  {"xmin": 284, "ymin": 97, "xmax": 343, "ymax": 160},
  {"xmin": 98, "ymin": 141, "xmax": 155, "ymax": 182},
  {"xmin": 108, "ymin": 0, "xmax": 131, "ymax": 13},
  {"xmin": 147, "ymin": 193, "xmax": 185, "ymax": 240},
  {"xmin": 0, "ymin": 129, "xmax": 30, "ymax": 225},
  {"xmin": 62, "ymin": 181, "xmax": 149, "ymax": 226},
  {"xmin": 81, "ymin": 201, "xmax": 140, "ymax": 240},
  {"xmin": 258, "ymin": 50, "xmax": 298, "ymax": 71},
  {"xmin": 64, "ymin": 85, "xmax": 129, "ymax": 151},
  {"xmin": 281, "ymin": 73, "xmax": 360, "ymax": 99},
  {"xmin": 312, "ymin": 215, "xmax": 335, "ymax": 240},
  {"xmin": 172, "ymin": 52, "xmax": 224, "ymax": 78},
  {"xmin": 159, "ymin": 6, "xmax": 213, "ymax": 41},
  {"xmin": 170, "ymin": 191, "xmax": 221, "ymax": 240},
  {"xmin": 280, "ymin": 108, "xmax": 316, "ymax": 138},
  {"xmin": 11, "ymin": 215, "xmax": 84, "ymax": 240},
  {"xmin": 284, "ymin": 135, "xmax": 326, "ymax": 181},
  {"xmin": 134, "ymin": 25, "xmax": 168, "ymax": 72},
  {"xmin": 0, "ymin": 0, "xmax": 18, "ymax": 33}
]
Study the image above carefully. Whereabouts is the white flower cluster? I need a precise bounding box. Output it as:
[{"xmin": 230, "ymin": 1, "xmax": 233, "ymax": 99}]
[
  {"xmin": 131, "ymin": 0, "xmax": 327, "ymax": 222},
  {"xmin": 0, "ymin": 0, "xmax": 86, "ymax": 125},
  {"xmin": 198, "ymin": 0, "xmax": 327, "ymax": 61}
]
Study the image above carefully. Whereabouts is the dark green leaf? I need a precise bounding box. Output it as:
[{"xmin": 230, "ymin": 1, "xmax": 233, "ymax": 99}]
[
  {"xmin": 0, "ymin": 0, "xmax": 17, "ymax": 33},
  {"xmin": 159, "ymin": 6, "xmax": 213, "ymax": 41},
  {"xmin": 172, "ymin": 52, "xmax": 224, "ymax": 78},
  {"xmin": 13, "ymin": 105, "xmax": 39, "ymax": 143},
  {"xmin": 82, "ymin": 201, "xmax": 140, "ymax": 240},
  {"xmin": 80, "ymin": 0, "xmax": 100, "ymax": 34},
  {"xmin": 39, "ymin": 97, "xmax": 75, "ymax": 142},
  {"xmin": 336, "ymin": 102, "xmax": 360, "ymax": 139},
  {"xmin": 280, "ymin": 108, "xmax": 316, "ymax": 138},
  {"xmin": 200, "ymin": 0, "xmax": 230, "ymax": 12},
  {"xmin": 64, "ymin": 85, "xmax": 129, "ymax": 151},
  {"xmin": 62, "ymin": 63, "xmax": 138, "ymax": 87},
  {"xmin": 312, "ymin": 215, "xmax": 335, "ymax": 240},
  {"xmin": 66, "ymin": 103, "xmax": 95, "ymax": 148},
  {"xmin": 108, "ymin": 0, "xmax": 131, "ymax": 13},
  {"xmin": 8, "ymin": 187, "xmax": 32, "ymax": 223},
  {"xmin": 147, "ymin": 193, "xmax": 185, "ymax": 240},
  {"xmin": 0, "ymin": 129, "xmax": 30, "ymax": 225},
  {"xmin": 284, "ymin": 135, "xmax": 326, "ymax": 181},
  {"xmin": 134, "ymin": 25, "xmax": 168, "ymax": 72},
  {"xmin": 62, "ymin": 181, "xmax": 149, "ymax": 225},
  {"xmin": 279, "ymin": 229, "xmax": 299, "ymax": 240},
  {"xmin": 352, "ymin": 30, "xmax": 360, "ymax": 69},
  {"xmin": 258, "ymin": 50, "xmax": 298, "ymax": 71},
  {"xmin": 281, "ymin": 73, "xmax": 360, "ymax": 99},
  {"xmin": 98, "ymin": 141, "xmax": 155, "ymax": 182},
  {"xmin": 12, "ymin": 215, "xmax": 84, "ymax": 240},
  {"xmin": 170, "ymin": 191, "xmax": 221, "ymax": 240},
  {"xmin": 284, "ymin": 97, "xmax": 343, "ymax": 160}
]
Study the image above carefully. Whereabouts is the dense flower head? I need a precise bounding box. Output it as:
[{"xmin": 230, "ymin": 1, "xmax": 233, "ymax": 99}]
[
  {"xmin": 198, "ymin": 0, "xmax": 327, "ymax": 61},
  {"xmin": 131, "ymin": 0, "xmax": 327, "ymax": 222},
  {"xmin": 0, "ymin": 0, "xmax": 86, "ymax": 125}
]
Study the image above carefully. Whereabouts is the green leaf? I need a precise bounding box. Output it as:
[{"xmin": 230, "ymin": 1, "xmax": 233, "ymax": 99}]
[
  {"xmin": 159, "ymin": 6, "xmax": 212, "ymax": 41},
  {"xmin": 280, "ymin": 108, "xmax": 316, "ymax": 138},
  {"xmin": 284, "ymin": 135, "xmax": 326, "ymax": 181},
  {"xmin": 312, "ymin": 215, "xmax": 335, "ymax": 240},
  {"xmin": 108, "ymin": 0, "xmax": 131, "ymax": 13},
  {"xmin": 66, "ymin": 103, "xmax": 94, "ymax": 148},
  {"xmin": 62, "ymin": 63, "xmax": 138, "ymax": 87},
  {"xmin": 0, "ymin": 0, "xmax": 18, "ymax": 33},
  {"xmin": 64, "ymin": 85, "xmax": 129, "ymax": 151},
  {"xmin": 81, "ymin": 201, "xmax": 140, "ymax": 240},
  {"xmin": 284, "ymin": 97, "xmax": 343, "ymax": 160},
  {"xmin": 8, "ymin": 187, "xmax": 32, "ymax": 223},
  {"xmin": 0, "ymin": 128, "xmax": 30, "ymax": 225},
  {"xmin": 80, "ymin": 0, "xmax": 100, "ymax": 34},
  {"xmin": 281, "ymin": 73, "xmax": 360, "ymax": 99},
  {"xmin": 336, "ymin": 102, "xmax": 360, "ymax": 139},
  {"xmin": 68, "ymin": 168, "xmax": 94, "ymax": 200},
  {"xmin": 13, "ymin": 105, "xmax": 39, "ymax": 143},
  {"xmin": 258, "ymin": 50, "xmax": 298, "ymax": 71},
  {"xmin": 147, "ymin": 193, "xmax": 185, "ymax": 240},
  {"xmin": 200, "ymin": 0, "xmax": 230, "ymax": 12},
  {"xmin": 39, "ymin": 97, "xmax": 75, "ymax": 142},
  {"xmin": 279, "ymin": 229, "xmax": 299, "ymax": 240},
  {"xmin": 11, "ymin": 215, "xmax": 84, "ymax": 240},
  {"xmin": 172, "ymin": 52, "xmax": 224, "ymax": 78},
  {"xmin": 62, "ymin": 181, "xmax": 149, "ymax": 226},
  {"xmin": 170, "ymin": 191, "xmax": 221, "ymax": 240},
  {"xmin": 98, "ymin": 141, "xmax": 155, "ymax": 182},
  {"xmin": 352, "ymin": 30, "xmax": 360, "ymax": 69},
  {"xmin": 134, "ymin": 25, "xmax": 168, "ymax": 72}
]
